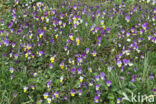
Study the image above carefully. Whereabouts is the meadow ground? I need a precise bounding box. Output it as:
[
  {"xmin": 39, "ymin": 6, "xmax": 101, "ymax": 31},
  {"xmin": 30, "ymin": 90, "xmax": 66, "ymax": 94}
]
[{"xmin": 0, "ymin": 0, "xmax": 156, "ymax": 104}]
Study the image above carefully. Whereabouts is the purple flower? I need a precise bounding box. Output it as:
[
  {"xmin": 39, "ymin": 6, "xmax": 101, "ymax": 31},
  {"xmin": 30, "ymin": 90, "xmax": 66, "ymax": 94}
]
[
  {"xmin": 10, "ymin": 75, "xmax": 14, "ymax": 79},
  {"xmin": 117, "ymin": 60, "xmax": 122, "ymax": 67},
  {"xmin": 86, "ymin": 48, "xmax": 89, "ymax": 54},
  {"xmin": 123, "ymin": 59, "xmax": 130, "ymax": 66},
  {"xmin": 97, "ymin": 91, "xmax": 101, "ymax": 96},
  {"xmin": 54, "ymin": 91, "xmax": 59, "ymax": 97},
  {"xmin": 106, "ymin": 28, "xmax": 111, "ymax": 33},
  {"xmin": 10, "ymin": 67, "xmax": 14, "ymax": 73},
  {"xmin": 78, "ymin": 89, "xmax": 82, "ymax": 96},
  {"xmin": 117, "ymin": 98, "xmax": 122, "ymax": 104},
  {"xmin": 106, "ymin": 80, "xmax": 111, "ymax": 87},
  {"xmin": 77, "ymin": 67, "xmax": 82, "ymax": 74},
  {"xmin": 92, "ymin": 51, "xmax": 97, "ymax": 57},
  {"xmin": 100, "ymin": 72, "xmax": 105, "ymax": 80},
  {"xmin": 70, "ymin": 90, "xmax": 76, "ymax": 96},
  {"xmin": 95, "ymin": 75, "xmax": 99, "ymax": 81},
  {"xmin": 94, "ymin": 96, "xmax": 99, "ymax": 103},
  {"xmin": 71, "ymin": 68, "xmax": 76, "ymax": 73},
  {"xmin": 49, "ymin": 63, "xmax": 53, "ymax": 69},
  {"xmin": 131, "ymin": 75, "xmax": 136, "ymax": 82},
  {"xmin": 47, "ymin": 80, "xmax": 51, "ymax": 88},
  {"xmin": 13, "ymin": 93, "xmax": 17, "ymax": 97},
  {"xmin": 77, "ymin": 57, "xmax": 83, "ymax": 64},
  {"xmin": 38, "ymin": 51, "xmax": 44, "ymax": 56},
  {"xmin": 96, "ymin": 84, "xmax": 100, "ymax": 91},
  {"xmin": 125, "ymin": 15, "xmax": 130, "ymax": 22}
]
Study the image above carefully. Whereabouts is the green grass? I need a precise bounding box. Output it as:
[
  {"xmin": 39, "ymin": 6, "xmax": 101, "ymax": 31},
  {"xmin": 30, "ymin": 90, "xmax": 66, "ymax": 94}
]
[{"xmin": 0, "ymin": 0, "xmax": 155, "ymax": 104}]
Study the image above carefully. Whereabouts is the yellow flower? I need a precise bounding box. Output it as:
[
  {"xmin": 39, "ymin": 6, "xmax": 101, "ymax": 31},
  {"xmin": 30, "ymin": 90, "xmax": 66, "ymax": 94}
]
[
  {"xmin": 25, "ymin": 53, "xmax": 28, "ymax": 58},
  {"xmin": 46, "ymin": 18, "xmax": 49, "ymax": 23},
  {"xmin": 41, "ymin": 16, "xmax": 44, "ymax": 21},
  {"xmin": 60, "ymin": 79, "xmax": 63, "ymax": 83},
  {"xmin": 50, "ymin": 57, "xmax": 55, "ymax": 63},
  {"xmin": 43, "ymin": 26, "xmax": 47, "ymax": 30},
  {"xmin": 47, "ymin": 98, "xmax": 51, "ymax": 104},
  {"xmin": 80, "ymin": 76, "xmax": 83, "ymax": 82},
  {"xmin": 76, "ymin": 38, "xmax": 80, "ymax": 45},
  {"xmin": 69, "ymin": 36, "xmax": 74, "ymax": 41},
  {"xmin": 24, "ymin": 87, "xmax": 28, "ymax": 93},
  {"xmin": 73, "ymin": 17, "xmax": 77, "ymax": 22},
  {"xmin": 118, "ymin": 64, "xmax": 121, "ymax": 67},
  {"xmin": 39, "ymin": 34, "xmax": 42, "ymax": 38},
  {"xmin": 24, "ymin": 48, "xmax": 27, "ymax": 52},
  {"xmin": 71, "ymin": 93, "xmax": 75, "ymax": 96},
  {"xmin": 60, "ymin": 64, "xmax": 64, "ymax": 69},
  {"xmin": 44, "ymin": 96, "xmax": 48, "ymax": 99},
  {"xmin": 55, "ymin": 34, "xmax": 58, "ymax": 39}
]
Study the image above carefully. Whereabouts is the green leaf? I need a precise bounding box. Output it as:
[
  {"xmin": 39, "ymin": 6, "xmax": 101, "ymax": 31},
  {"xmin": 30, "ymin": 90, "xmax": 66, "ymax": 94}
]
[{"xmin": 107, "ymin": 93, "xmax": 115, "ymax": 100}]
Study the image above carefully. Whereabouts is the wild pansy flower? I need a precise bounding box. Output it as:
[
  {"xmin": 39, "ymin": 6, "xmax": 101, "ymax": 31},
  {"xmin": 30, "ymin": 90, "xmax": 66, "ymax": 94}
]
[
  {"xmin": 69, "ymin": 34, "xmax": 74, "ymax": 41},
  {"xmin": 79, "ymin": 76, "xmax": 83, "ymax": 82},
  {"xmin": 100, "ymin": 20, "xmax": 104, "ymax": 25},
  {"xmin": 92, "ymin": 50, "xmax": 97, "ymax": 57},
  {"xmin": 23, "ymin": 86, "xmax": 28, "ymax": 93},
  {"xmin": 76, "ymin": 37, "xmax": 80, "ymax": 45},
  {"xmin": 106, "ymin": 28, "xmax": 111, "ymax": 33},
  {"xmin": 48, "ymin": 63, "xmax": 53, "ymax": 69},
  {"xmin": 73, "ymin": 5, "xmax": 77, "ymax": 10},
  {"xmin": 25, "ymin": 53, "xmax": 28, "ymax": 58},
  {"xmin": 9, "ymin": 53, "xmax": 13, "ymax": 58},
  {"xmin": 96, "ymin": 84, "xmax": 100, "ymax": 91},
  {"xmin": 70, "ymin": 90, "xmax": 76, "ymax": 96},
  {"xmin": 78, "ymin": 89, "xmax": 82, "ymax": 96},
  {"xmin": 77, "ymin": 57, "xmax": 83, "ymax": 64},
  {"xmin": 125, "ymin": 15, "xmax": 130, "ymax": 22},
  {"xmin": 117, "ymin": 98, "xmax": 122, "ymax": 104},
  {"xmin": 43, "ymin": 92, "xmax": 49, "ymax": 99},
  {"xmin": 77, "ymin": 67, "xmax": 82, "ymax": 74},
  {"xmin": 95, "ymin": 75, "xmax": 99, "ymax": 81},
  {"xmin": 47, "ymin": 98, "xmax": 51, "ymax": 104},
  {"xmin": 152, "ymin": 89, "xmax": 156, "ymax": 94},
  {"xmin": 120, "ymin": 29, "xmax": 124, "ymax": 34},
  {"xmin": 59, "ymin": 20, "xmax": 62, "ymax": 25},
  {"xmin": 10, "ymin": 75, "xmax": 14, "ymax": 80},
  {"xmin": 85, "ymin": 22, "xmax": 88, "ymax": 26},
  {"xmin": 89, "ymin": 81, "xmax": 94, "ymax": 86},
  {"xmin": 50, "ymin": 56, "xmax": 55, "ymax": 63},
  {"xmin": 12, "ymin": 43, "xmax": 16, "ymax": 47},
  {"xmin": 86, "ymin": 48, "xmax": 89, "ymax": 54},
  {"xmin": 100, "ymin": 72, "xmax": 105, "ymax": 80},
  {"xmin": 108, "ymin": 66, "xmax": 113, "ymax": 72},
  {"xmin": 60, "ymin": 76, "xmax": 64, "ymax": 83},
  {"xmin": 117, "ymin": 60, "xmax": 122, "ymax": 67},
  {"xmin": 71, "ymin": 68, "xmax": 76, "ymax": 74},
  {"xmin": 131, "ymin": 28, "xmax": 135, "ymax": 33},
  {"xmin": 41, "ymin": 16, "xmax": 44, "ymax": 21},
  {"xmin": 60, "ymin": 62, "xmax": 64, "ymax": 69},
  {"xmin": 13, "ymin": 92, "xmax": 17, "ymax": 97},
  {"xmin": 38, "ymin": 51, "xmax": 44, "ymax": 56},
  {"xmin": 94, "ymin": 96, "xmax": 99, "ymax": 103},
  {"xmin": 52, "ymin": 94, "xmax": 55, "ymax": 100},
  {"xmin": 36, "ymin": 2, "xmax": 43, "ymax": 8},
  {"xmin": 54, "ymin": 91, "xmax": 59, "ymax": 98},
  {"xmin": 47, "ymin": 80, "xmax": 51, "ymax": 88},
  {"xmin": 106, "ymin": 80, "xmax": 111, "ymax": 87},
  {"xmin": 88, "ymin": 67, "xmax": 92, "ymax": 73},
  {"xmin": 10, "ymin": 67, "xmax": 14, "ymax": 73},
  {"xmin": 131, "ymin": 75, "xmax": 136, "ymax": 82},
  {"xmin": 123, "ymin": 59, "xmax": 130, "ymax": 66},
  {"xmin": 30, "ymin": 85, "xmax": 35, "ymax": 90}
]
